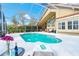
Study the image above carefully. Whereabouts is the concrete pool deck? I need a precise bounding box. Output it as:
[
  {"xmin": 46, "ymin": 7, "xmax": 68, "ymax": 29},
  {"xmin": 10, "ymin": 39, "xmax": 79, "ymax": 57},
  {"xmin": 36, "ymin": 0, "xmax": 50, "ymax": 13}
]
[{"xmin": 0, "ymin": 32, "xmax": 79, "ymax": 56}]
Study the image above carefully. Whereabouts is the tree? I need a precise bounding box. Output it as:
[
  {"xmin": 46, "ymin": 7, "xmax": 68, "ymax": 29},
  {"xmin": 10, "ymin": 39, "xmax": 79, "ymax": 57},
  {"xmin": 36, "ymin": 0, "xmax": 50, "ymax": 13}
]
[
  {"xmin": 28, "ymin": 17, "xmax": 37, "ymax": 31},
  {"xmin": 18, "ymin": 12, "xmax": 31, "ymax": 32},
  {"xmin": 29, "ymin": 19, "xmax": 37, "ymax": 26},
  {"xmin": 12, "ymin": 16, "xmax": 19, "ymax": 32},
  {"xmin": 18, "ymin": 12, "xmax": 25, "ymax": 32},
  {"xmin": 7, "ymin": 25, "xmax": 14, "ymax": 33}
]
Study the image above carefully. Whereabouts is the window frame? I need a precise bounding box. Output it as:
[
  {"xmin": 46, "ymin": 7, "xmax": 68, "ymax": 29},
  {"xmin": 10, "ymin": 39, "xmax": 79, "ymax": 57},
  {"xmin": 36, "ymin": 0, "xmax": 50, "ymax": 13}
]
[
  {"xmin": 61, "ymin": 22, "xmax": 65, "ymax": 29},
  {"xmin": 68, "ymin": 21, "xmax": 72, "ymax": 30},
  {"xmin": 73, "ymin": 20, "xmax": 78, "ymax": 30},
  {"xmin": 58, "ymin": 22, "xmax": 65, "ymax": 30},
  {"xmin": 58, "ymin": 22, "xmax": 62, "ymax": 29}
]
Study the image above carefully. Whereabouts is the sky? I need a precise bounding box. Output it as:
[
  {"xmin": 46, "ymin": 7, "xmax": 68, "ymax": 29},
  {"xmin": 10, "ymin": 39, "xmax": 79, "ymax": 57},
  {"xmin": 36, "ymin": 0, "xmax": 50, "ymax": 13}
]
[{"xmin": 1, "ymin": 3, "xmax": 47, "ymax": 25}]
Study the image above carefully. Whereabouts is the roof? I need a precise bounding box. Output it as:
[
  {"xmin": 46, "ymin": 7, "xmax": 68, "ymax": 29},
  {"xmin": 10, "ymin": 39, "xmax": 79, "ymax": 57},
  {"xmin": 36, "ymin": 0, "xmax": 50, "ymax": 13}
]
[{"xmin": 42, "ymin": 3, "xmax": 79, "ymax": 9}]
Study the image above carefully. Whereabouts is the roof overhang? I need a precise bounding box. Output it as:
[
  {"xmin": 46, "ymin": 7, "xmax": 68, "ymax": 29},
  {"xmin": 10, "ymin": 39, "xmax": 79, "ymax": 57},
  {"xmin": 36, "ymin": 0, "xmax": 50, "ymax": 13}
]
[{"xmin": 37, "ymin": 9, "xmax": 55, "ymax": 27}]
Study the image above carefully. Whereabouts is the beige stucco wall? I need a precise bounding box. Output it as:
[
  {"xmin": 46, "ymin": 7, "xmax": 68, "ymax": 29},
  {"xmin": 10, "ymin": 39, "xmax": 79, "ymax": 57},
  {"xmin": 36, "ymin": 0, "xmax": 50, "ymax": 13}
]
[
  {"xmin": 56, "ymin": 14, "xmax": 79, "ymax": 33},
  {"xmin": 47, "ymin": 8, "xmax": 79, "ymax": 34},
  {"xmin": 51, "ymin": 8, "xmax": 79, "ymax": 18}
]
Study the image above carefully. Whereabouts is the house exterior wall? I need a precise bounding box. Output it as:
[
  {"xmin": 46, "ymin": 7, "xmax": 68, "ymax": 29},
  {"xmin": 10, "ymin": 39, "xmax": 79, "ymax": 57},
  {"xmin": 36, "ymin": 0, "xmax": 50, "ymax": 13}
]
[
  {"xmin": 51, "ymin": 8, "xmax": 79, "ymax": 18},
  {"xmin": 56, "ymin": 14, "xmax": 79, "ymax": 34},
  {"xmin": 48, "ymin": 8, "xmax": 79, "ymax": 34},
  {"xmin": 38, "ymin": 5, "xmax": 79, "ymax": 34}
]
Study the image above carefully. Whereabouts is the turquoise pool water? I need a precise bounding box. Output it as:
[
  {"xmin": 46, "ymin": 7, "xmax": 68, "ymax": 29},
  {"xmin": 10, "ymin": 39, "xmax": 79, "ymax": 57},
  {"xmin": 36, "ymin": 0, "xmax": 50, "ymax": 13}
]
[{"xmin": 20, "ymin": 33, "xmax": 62, "ymax": 43}]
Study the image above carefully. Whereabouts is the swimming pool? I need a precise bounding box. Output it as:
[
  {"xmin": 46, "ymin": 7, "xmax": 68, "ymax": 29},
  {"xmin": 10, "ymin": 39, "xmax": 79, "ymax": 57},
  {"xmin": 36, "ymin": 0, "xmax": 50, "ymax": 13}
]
[{"xmin": 20, "ymin": 33, "xmax": 62, "ymax": 44}]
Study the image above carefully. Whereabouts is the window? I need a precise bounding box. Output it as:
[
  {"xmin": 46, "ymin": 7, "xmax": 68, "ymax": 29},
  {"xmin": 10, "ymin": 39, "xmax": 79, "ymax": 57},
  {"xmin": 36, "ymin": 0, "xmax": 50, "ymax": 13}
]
[
  {"xmin": 73, "ymin": 21, "xmax": 78, "ymax": 29},
  {"xmin": 47, "ymin": 19, "xmax": 53, "ymax": 25},
  {"xmin": 58, "ymin": 23, "xmax": 62, "ymax": 29},
  {"xmin": 62, "ymin": 22, "xmax": 65, "ymax": 29},
  {"xmin": 58, "ymin": 22, "xmax": 65, "ymax": 29},
  {"xmin": 47, "ymin": 19, "xmax": 54, "ymax": 27},
  {"xmin": 47, "ymin": 24, "xmax": 50, "ymax": 27},
  {"xmin": 48, "ymin": 19, "xmax": 51, "ymax": 23},
  {"xmin": 68, "ymin": 21, "xmax": 72, "ymax": 29}
]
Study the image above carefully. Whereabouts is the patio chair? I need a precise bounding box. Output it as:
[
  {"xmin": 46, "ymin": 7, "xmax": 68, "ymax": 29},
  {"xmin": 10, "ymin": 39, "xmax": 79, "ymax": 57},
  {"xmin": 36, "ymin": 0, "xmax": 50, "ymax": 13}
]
[{"xmin": 33, "ymin": 44, "xmax": 56, "ymax": 56}]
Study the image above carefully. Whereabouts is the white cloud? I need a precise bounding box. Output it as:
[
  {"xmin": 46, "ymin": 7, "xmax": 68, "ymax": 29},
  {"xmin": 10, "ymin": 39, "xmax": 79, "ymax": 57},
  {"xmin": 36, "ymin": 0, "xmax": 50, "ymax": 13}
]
[{"xmin": 24, "ymin": 14, "xmax": 31, "ymax": 20}]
